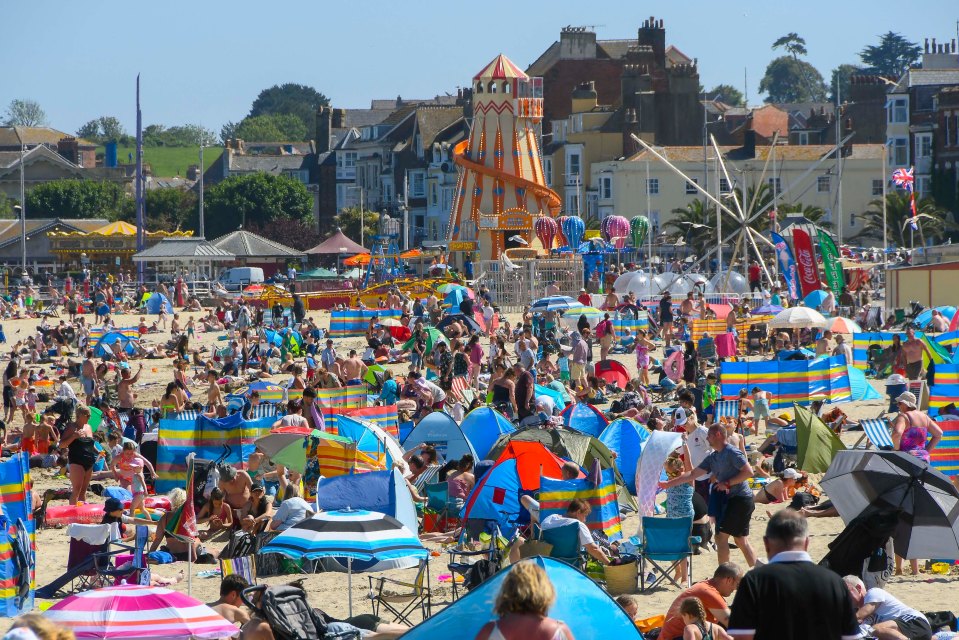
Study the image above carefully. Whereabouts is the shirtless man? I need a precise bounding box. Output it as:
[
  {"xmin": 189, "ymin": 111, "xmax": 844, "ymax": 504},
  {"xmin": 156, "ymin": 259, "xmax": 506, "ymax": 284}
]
[
  {"xmin": 206, "ymin": 370, "xmax": 223, "ymax": 409},
  {"xmin": 219, "ymin": 465, "xmax": 253, "ymax": 513},
  {"xmin": 341, "ymin": 350, "xmax": 367, "ymax": 385},
  {"xmin": 80, "ymin": 349, "xmax": 99, "ymax": 404},
  {"xmin": 815, "ymin": 330, "xmax": 833, "ymax": 357},
  {"xmin": 680, "ymin": 292, "xmax": 696, "ymax": 318},
  {"xmin": 604, "ymin": 287, "xmax": 619, "ymax": 310},
  {"xmin": 117, "ymin": 364, "xmax": 144, "ymax": 412},
  {"xmin": 170, "ymin": 313, "xmax": 181, "ymax": 335},
  {"xmin": 902, "ymin": 325, "xmax": 934, "ymax": 380},
  {"xmin": 208, "ymin": 574, "xmax": 251, "ymax": 625}
]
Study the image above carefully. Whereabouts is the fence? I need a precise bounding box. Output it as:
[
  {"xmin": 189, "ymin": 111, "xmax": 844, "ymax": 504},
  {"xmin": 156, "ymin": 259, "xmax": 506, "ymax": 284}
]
[{"xmin": 475, "ymin": 257, "xmax": 584, "ymax": 312}]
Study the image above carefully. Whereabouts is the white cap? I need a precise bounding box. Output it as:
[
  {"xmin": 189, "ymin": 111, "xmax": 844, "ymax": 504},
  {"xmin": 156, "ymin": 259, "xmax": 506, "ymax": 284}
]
[
  {"xmin": 782, "ymin": 468, "xmax": 802, "ymax": 480},
  {"xmin": 673, "ymin": 407, "xmax": 688, "ymax": 426}
]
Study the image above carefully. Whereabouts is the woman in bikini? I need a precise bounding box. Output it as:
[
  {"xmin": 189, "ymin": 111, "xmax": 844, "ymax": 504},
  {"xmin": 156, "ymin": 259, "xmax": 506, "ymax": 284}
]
[
  {"xmin": 634, "ymin": 330, "xmax": 655, "ymax": 387},
  {"xmin": 196, "ymin": 487, "xmax": 234, "ymax": 539},
  {"xmin": 154, "ymin": 382, "xmax": 183, "ymax": 417},
  {"xmin": 61, "ymin": 405, "xmax": 98, "ymax": 505}
]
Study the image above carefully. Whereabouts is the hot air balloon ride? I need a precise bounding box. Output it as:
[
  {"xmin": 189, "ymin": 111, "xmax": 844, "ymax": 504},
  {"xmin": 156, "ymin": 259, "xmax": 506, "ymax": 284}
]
[
  {"xmin": 534, "ymin": 216, "xmax": 559, "ymax": 252},
  {"xmin": 561, "ymin": 216, "xmax": 585, "ymax": 252}
]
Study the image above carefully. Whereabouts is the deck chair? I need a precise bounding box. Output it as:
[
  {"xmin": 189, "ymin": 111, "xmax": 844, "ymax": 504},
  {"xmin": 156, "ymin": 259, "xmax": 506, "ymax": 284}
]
[
  {"xmin": 541, "ymin": 522, "xmax": 583, "ymax": 568},
  {"xmin": 638, "ymin": 516, "xmax": 698, "ymax": 592},
  {"xmin": 713, "ymin": 400, "xmax": 741, "ymax": 430},
  {"xmin": 854, "ymin": 418, "xmax": 894, "ymax": 450},
  {"xmin": 41, "ymin": 300, "xmax": 61, "ymax": 318},
  {"xmin": 368, "ymin": 559, "xmax": 432, "ymax": 624},
  {"xmin": 37, "ymin": 523, "xmax": 119, "ymax": 598},
  {"xmin": 221, "ymin": 555, "xmax": 257, "ymax": 586}
]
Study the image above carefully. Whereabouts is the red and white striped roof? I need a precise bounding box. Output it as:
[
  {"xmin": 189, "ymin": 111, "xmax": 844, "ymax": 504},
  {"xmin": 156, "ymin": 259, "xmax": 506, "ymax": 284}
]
[{"xmin": 473, "ymin": 54, "xmax": 528, "ymax": 81}]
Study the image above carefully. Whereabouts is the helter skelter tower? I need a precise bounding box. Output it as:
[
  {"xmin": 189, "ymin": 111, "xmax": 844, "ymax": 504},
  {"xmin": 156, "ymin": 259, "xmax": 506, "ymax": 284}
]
[{"xmin": 446, "ymin": 54, "xmax": 562, "ymax": 261}]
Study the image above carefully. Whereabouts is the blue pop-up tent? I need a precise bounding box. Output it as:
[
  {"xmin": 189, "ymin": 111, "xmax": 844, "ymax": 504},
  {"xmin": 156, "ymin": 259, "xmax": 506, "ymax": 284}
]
[
  {"xmin": 460, "ymin": 407, "xmax": 514, "ymax": 460},
  {"xmin": 598, "ymin": 418, "xmax": 650, "ymax": 494},
  {"xmin": 145, "ymin": 292, "xmax": 173, "ymax": 314},
  {"xmin": 402, "ymin": 411, "xmax": 476, "ymax": 462},
  {"xmin": 93, "ymin": 332, "xmax": 138, "ymax": 358},
  {"xmin": 334, "ymin": 415, "xmax": 403, "ymax": 469},
  {"xmin": 401, "ymin": 556, "xmax": 642, "ymax": 640},
  {"xmin": 561, "ymin": 402, "xmax": 609, "ymax": 437}
]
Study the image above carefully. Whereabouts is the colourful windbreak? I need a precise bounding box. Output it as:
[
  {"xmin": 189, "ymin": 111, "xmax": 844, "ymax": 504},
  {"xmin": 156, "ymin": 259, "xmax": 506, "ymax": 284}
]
[
  {"xmin": 538, "ymin": 469, "xmax": 623, "ymax": 541},
  {"xmin": 720, "ymin": 356, "xmax": 852, "ymax": 409}
]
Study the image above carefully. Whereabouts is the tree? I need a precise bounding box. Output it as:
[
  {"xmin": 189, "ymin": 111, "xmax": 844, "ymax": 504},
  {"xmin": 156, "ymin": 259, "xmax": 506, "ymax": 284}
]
[
  {"xmin": 0, "ymin": 193, "xmax": 14, "ymax": 219},
  {"xmin": 860, "ymin": 32, "xmax": 922, "ymax": 78},
  {"xmin": 249, "ymin": 83, "xmax": 329, "ymax": 137},
  {"xmin": 203, "ymin": 173, "xmax": 314, "ymax": 239},
  {"xmin": 707, "ymin": 84, "xmax": 744, "ymax": 107},
  {"xmin": 665, "ymin": 200, "xmax": 716, "ymax": 251},
  {"xmin": 776, "ymin": 202, "xmax": 833, "ymax": 228},
  {"xmin": 773, "ymin": 33, "xmax": 808, "ymax": 59},
  {"xmin": 220, "ymin": 121, "xmax": 239, "ymax": 144},
  {"xmin": 77, "ymin": 120, "xmax": 102, "ymax": 141},
  {"xmin": 25, "ymin": 179, "xmax": 130, "ymax": 219},
  {"xmin": 234, "ymin": 114, "xmax": 307, "ymax": 142},
  {"xmin": 248, "ymin": 218, "xmax": 321, "ymax": 251},
  {"xmin": 333, "ymin": 207, "xmax": 379, "ymax": 246},
  {"xmin": 140, "ymin": 188, "xmax": 198, "ymax": 232},
  {"xmin": 3, "ymin": 99, "xmax": 47, "ymax": 127},
  {"xmin": 760, "ymin": 57, "xmax": 827, "ymax": 103},
  {"xmin": 829, "ymin": 64, "xmax": 863, "ymax": 103},
  {"xmin": 856, "ymin": 192, "xmax": 955, "ymax": 247},
  {"xmin": 97, "ymin": 116, "xmax": 126, "ymax": 142}
]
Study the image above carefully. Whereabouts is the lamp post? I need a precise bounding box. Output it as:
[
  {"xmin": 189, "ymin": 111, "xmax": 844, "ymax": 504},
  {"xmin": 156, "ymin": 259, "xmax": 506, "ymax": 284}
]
[
  {"xmin": 198, "ymin": 143, "xmax": 205, "ymax": 238},
  {"xmin": 13, "ymin": 126, "xmax": 26, "ymax": 276}
]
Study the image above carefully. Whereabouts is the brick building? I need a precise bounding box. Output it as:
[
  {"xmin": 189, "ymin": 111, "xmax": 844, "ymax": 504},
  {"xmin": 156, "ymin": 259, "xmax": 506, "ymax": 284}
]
[{"xmin": 934, "ymin": 85, "xmax": 959, "ymax": 217}]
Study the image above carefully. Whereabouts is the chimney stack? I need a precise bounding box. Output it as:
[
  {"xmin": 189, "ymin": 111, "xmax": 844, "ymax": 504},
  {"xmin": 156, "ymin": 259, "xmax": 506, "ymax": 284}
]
[{"xmin": 315, "ymin": 106, "xmax": 332, "ymax": 154}]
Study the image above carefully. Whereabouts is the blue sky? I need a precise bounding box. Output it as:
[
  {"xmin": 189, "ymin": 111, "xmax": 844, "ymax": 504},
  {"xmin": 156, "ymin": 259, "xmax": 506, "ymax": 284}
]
[{"xmin": 2, "ymin": 0, "xmax": 956, "ymax": 136}]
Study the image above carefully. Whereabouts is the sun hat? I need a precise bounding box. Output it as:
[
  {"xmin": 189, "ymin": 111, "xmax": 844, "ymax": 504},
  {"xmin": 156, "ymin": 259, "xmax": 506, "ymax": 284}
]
[
  {"xmin": 104, "ymin": 497, "xmax": 124, "ymax": 513},
  {"xmin": 782, "ymin": 468, "xmax": 802, "ymax": 480},
  {"xmin": 896, "ymin": 391, "xmax": 918, "ymax": 409},
  {"xmin": 673, "ymin": 407, "xmax": 688, "ymax": 426}
]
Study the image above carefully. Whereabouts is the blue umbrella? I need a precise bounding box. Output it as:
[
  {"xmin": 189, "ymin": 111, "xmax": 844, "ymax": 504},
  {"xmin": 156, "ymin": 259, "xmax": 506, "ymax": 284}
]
[
  {"xmin": 914, "ymin": 306, "xmax": 957, "ymax": 329},
  {"xmin": 752, "ymin": 304, "xmax": 784, "ymax": 315},
  {"xmin": 529, "ymin": 296, "xmax": 584, "ymax": 313},
  {"xmin": 261, "ymin": 508, "xmax": 426, "ymax": 615},
  {"xmin": 803, "ymin": 290, "xmax": 829, "ymax": 308}
]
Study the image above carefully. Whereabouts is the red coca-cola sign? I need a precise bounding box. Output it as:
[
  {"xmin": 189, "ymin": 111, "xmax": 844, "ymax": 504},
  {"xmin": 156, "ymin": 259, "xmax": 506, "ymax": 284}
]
[{"xmin": 792, "ymin": 229, "xmax": 821, "ymax": 296}]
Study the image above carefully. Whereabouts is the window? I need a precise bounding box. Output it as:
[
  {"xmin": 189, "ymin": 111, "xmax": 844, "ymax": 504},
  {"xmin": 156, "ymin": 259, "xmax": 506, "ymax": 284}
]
[
  {"xmin": 430, "ymin": 182, "xmax": 438, "ymax": 207},
  {"xmin": 568, "ymin": 153, "xmax": 581, "ymax": 177},
  {"xmin": 344, "ymin": 152, "xmax": 356, "ymax": 168},
  {"xmin": 890, "ymin": 138, "xmax": 908, "ymax": 166},
  {"xmin": 817, "ymin": 176, "xmax": 831, "ymax": 193},
  {"xmin": 600, "ymin": 176, "xmax": 612, "ymax": 200},
  {"xmin": 382, "ymin": 180, "xmax": 393, "ymax": 203},
  {"xmin": 543, "ymin": 157, "xmax": 553, "ymax": 186},
  {"xmin": 409, "ymin": 171, "xmax": 426, "ymax": 198},
  {"xmin": 719, "ymin": 177, "xmax": 731, "ymax": 193},
  {"xmin": 685, "ymin": 178, "xmax": 699, "ymax": 195},
  {"xmin": 646, "ymin": 178, "xmax": 659, "ymax": 195},
  {"xmin": 798, "ymin": 132, "xmax": 809, "ymax": 145},
  {"xmin": 872, "ymin": 179, "xmax": 883, "ymax": 196},
  {"xmin": 567, "ymin": 193, "xmax": 580, "ymax": 216},
  {"xmin": 916, "ymin": 176, "xmax": 930, "ymax": 196},
  {"xmin": 916, "ymin": 134, "xmax": 932, "ymax": 159},
  {"xmin": 889, "ymin": 98, "xmax": 908, "ymax": 124},
  {"xmin": 945, "ymin": 115, "xmax": 952, "ymax": 148},
  {"xmin": 767, "ymin": 177, "xmax": 782, "ymax": 193}
]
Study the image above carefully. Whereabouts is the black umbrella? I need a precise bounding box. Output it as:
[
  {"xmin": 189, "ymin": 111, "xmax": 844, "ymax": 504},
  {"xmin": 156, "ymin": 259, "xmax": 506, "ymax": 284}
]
[{"xmin": 821, "ymin": 450, "xmax": 959, "ymax": 560}]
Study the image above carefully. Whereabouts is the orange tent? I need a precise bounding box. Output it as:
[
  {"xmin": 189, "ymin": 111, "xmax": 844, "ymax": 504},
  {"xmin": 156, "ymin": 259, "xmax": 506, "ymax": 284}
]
[{"xmin": 495, "ymin": 441, "xmax": 583, "ymax": 490}]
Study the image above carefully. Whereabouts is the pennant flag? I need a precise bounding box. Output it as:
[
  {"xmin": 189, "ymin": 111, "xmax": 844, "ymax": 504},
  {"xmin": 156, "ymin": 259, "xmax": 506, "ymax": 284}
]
[
  {"xmin": 538, "ymin": 469, "xmax": 623, "ymax": 541},
  {"xmin": 166, "ymin": 453, "xmax": 197, "ymax": 540},
  {"xmin": 817, "ymin": 229, "xmax": 845, "ymax": 293},
  {"xmin": 771, "ymin": 231, "xmax": 801, "ymax": 300},
  {"xmin": 719, "ymin": 356, "xmax": 852, "ymax": 409},
  {"xmin": 792, "ymin": 228, "xmax": 821, "ymax": 297}
]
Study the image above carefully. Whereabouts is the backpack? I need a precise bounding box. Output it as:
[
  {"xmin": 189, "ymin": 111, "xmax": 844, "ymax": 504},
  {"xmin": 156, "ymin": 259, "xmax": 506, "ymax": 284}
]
[
  {"xmin": 596, "ymin": 319, "xmax": 611, "ymax": 338},
  {"xmin": 243, "ymin": 584, "xmax": 330, "ymax": 640},
  {"xmin": 463, "ymin": 558, "xmax": 500, "ymax": 591}
]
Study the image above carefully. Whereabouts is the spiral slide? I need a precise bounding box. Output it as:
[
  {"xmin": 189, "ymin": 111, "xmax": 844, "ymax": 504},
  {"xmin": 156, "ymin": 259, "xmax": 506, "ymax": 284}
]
[{"xmin": 451, "ymin": 140, "xmax": 562, "ymax": 215}]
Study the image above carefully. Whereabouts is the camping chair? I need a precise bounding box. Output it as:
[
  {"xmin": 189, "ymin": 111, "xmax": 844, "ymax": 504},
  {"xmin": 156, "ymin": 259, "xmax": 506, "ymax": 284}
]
[
  {"xmin": 220, "ymin": 555, "xmax": 258, "ymax": 586},
  {"xmin": 638, "ymin": 516, "xmax": 698, "ymax": 592},
  {"xmin": 368, "ymin": 559, "xmax": 432, "ymax": 624},
  {"xmin": 541, "ymin": 523, "xmax": 583, "ymax": 568},
  {"xmin": 424, "ymin": 482, "xmax": 459, "ymax": 533},
  {"xmin": 98, "ymin": 525, "xmax": 151, "ymax": 586},
  {"xmin": 37, "ymin": 523, "xmax": 119, "ymax": 598},
  {"xmin": 854, "ymin": 418, "xmax": 894, "ymax": 450},
  {"xmin": 41, "ymin": 299, "xmax": 61, "ymax": 318},
  {"xmin": 448, "ymin": 519, "xmax": 502, "ymax": 600}
]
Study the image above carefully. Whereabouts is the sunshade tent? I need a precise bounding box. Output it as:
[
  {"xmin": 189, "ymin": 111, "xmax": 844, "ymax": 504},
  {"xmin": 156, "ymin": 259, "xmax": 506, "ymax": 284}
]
[
  {"xmin": 535, "ymin": 383, "xmax": 567, "ymax": 408},
  {"xmin": 594, "ymin": 360, "xmax": 630, "ymax": 389},
  {"xmin": 402, "ymin": 411, "xmax": 476, "ymax": 461},
  {"xmin": 43, "ymin": 585, "xmax": 238, "ymax": 639},
  {"xmin": 93, "ymin": 332, "xmax": 138, "ymax": 358},
  {"xmin": 299, "ymin": 267, "xmax": 339, "ymax": 279},
  {"xmin": 435, "ymin": 313, "xmax": 482, "ymax": 335},
  {"xmin": 261, "ymin": 509, "xmax": 427, "ymax": 615},
  {"xmin": 792, "ymin": 404, "xmax": 846, "ymax": 473},
  {"xmin": 821, "ymin": 450, "xmax": 959, "ymax": 560},
  {"xmin": 495, "ymin": 440, "xmax": 584, "ymax": 489},
  {"xmin": 561, "ymin": 402, "xmax": 610, "ymax": 437},
  {"xmin": 635, "ymin": 430, "xmax": 684, "ymax": 515},
  {"xmin": 915, "ymin": 306, "xmax": 957, "ymax": 329},
  {"xmin": 847, "ymin": 366, "xmax": 882, "ymax": 402},
  {"xmin": 443, "ymin": 287, "xmax": 473, "ymax": 307},
  {"xmin": 598, "ymin": 418, "xmax": 650, "ymax": 494},
  {"xmin": 333, "ymin": 414, "xmax": 404, "ymax": 468},
  {"xmin": 145, "ymin": 292, "xmax": 173, "ymax": 314},
  {"xmin": 400, "ymin": 557, "xmax": 642, "ymax": 640},
  {"xmin": 460, "ymin": 407, "xmax": 515, "ymax": 460},
  {"xmin": 401, "ymin": 327, "xmax": 448, "ymax": 356}
]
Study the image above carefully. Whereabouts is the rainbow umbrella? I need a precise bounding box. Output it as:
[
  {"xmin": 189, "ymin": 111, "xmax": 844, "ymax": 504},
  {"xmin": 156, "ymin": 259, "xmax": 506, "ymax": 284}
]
[
  {"xmin": 559, "ymin": 306, "xmax": 604, "ymax": 329},
  {"xmin": 401, "ymin": 327, "xmax": 448, "ymax": 355},
  {"xmin": 44, "ymin": 585, "xmax": 238, "ymax": 639},
  {"xmin": 255, "ymin": 429, "xmax": 352, "ymax": 474}
]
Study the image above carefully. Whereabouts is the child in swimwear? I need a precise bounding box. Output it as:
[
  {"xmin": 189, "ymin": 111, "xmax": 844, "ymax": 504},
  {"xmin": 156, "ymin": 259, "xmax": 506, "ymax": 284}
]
[
  {"xmin": 751, "ymin": 387, "xmax": 769, "ymax": 436},
  {"xmin": 113, "ymin": 442, "xmax": 156, "ymax": 519},
  {"xmin": 35, "ymin": 413, "xmax": 59, "ymax": 455}
]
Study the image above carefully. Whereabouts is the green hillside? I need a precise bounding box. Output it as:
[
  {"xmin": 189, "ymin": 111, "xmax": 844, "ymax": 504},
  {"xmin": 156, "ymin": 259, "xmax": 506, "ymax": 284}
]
[{"xmin": 96, "ymin": 146, "xmax": 222, "ymax": 178}]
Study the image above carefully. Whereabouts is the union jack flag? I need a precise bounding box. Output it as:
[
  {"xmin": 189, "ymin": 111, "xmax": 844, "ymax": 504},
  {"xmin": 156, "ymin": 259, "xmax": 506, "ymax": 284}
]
[{"xmin": 892, "ymin": 167, "xmax": 915, "ymax": 192}]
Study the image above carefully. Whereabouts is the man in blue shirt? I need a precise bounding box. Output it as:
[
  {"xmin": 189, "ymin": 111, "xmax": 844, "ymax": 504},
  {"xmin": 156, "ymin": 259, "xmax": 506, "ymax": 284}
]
[
  {"xmin": 320, "ymin": 339, "xmax": 336, "ymax": 371},
  {"xmin": 661, "ymin": 424, "xmax": 757, "ymax": 568}
]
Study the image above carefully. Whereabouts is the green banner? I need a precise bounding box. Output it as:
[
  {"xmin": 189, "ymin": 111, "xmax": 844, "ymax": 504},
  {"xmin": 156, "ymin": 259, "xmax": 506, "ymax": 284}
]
[{"xmin": 817, "ymin": 229, "xmax": 845, "ymax": 293}]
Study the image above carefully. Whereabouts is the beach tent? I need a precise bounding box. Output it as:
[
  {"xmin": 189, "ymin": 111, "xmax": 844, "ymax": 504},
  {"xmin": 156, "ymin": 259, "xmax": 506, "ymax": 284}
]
[
  {"xmin": 145, "ymin": 292, "xmax": 173, "ymax": 315},
  {"xmin": 561, "ymin": 402, "xmax": 609, "ymax": 437},
  {"xmin": 93, "ymin": 332, "xmax": 138, "ymax": 359},
  {"xmin": 847, "ymin": 366, "xmax": 882, "ymax": 402},
  {"xmin": 460, "ymin": 407, "xmax": 515, "ymax": 460},
  {"xmin": 401, "ymin": 557, "xmax": 642, "ymax": 640},
  {"xmin": 435, "ymin": 313, "xmax": 482, "ymax": 335},
  {"xmin": 793, "ymin": 404, "xmax": 846, "ymax": 473},
  {"xmin": 635, "ymin": 430, "xmax": 684, "ymax": 516},
  {"xmin": 333, "ymin": 414, "xmax": 403, "ymax": 469},
  {"xmin": 535, "ymin": 383, "xmax": 568, "ymax": 409},
  {"xmin": 315, "ymin": 468, "xmax": 418, "ymax": 572},
  {"xmin": 402, "ymin": 411, "xmax": 476, "ymax": 462},
  {"xmin": 594, "ymin": 360, "xmax": 630, "ymax": 389},
  {"xmin": 598, "ymin": 418, "xmax": 650, "ymax": 494},
  {"xmin": 915, "ymin": 306, "xmax": 957, "ymax": 329},
  {"xmin": 495, "ymin": 441, "xmax": 584, "ymax": 489}
]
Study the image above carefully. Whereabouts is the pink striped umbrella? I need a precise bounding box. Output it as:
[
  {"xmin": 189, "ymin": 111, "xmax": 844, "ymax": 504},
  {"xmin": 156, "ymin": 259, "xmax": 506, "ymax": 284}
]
[{"xmin": 44, "ymin": 585, "xmax": 238, "ymax": 639}]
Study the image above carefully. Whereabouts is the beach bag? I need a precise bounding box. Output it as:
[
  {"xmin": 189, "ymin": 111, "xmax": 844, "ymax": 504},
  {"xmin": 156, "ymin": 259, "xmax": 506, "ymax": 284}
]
[
  {"xmin": 924, "ymin": 611, "xmax": 957, "ymax": 632},
  {"xmin": 789, "ymin": 491, "xmax": 819, "ymax": 510},
  {"xmin": 519, "ymin": 538, "xmax": 553, "ymax": 559},
  {"xmin": 463, "ymin": 559, "xmax": 499, "ymax": 591}
]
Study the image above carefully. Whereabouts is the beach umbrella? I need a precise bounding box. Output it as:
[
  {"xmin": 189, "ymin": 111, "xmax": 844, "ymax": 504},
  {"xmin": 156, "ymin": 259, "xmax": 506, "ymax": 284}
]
[
  {"xmin": 630, "ymin": 215, "xmax": 650, "ymax": 248},
  {"xmin": 559, "ymin": 306, "xmax": 604, "ymax": 329},
  {"xmin": 769, "ymin": 306, "xmax": 827, "ymax": 329},
  {"xmin": 260, "ymin": 509, "xmax": 427, "ymax": 615},
  {"xmin": 534, "ymin": 216, "xmax": 558, "ymax": 250},
  {"xmin": 601, "ymin": 215, "xmax": 630, "ymax": 250},
  {"xmin": 255, "ymin": 429, "xmax": 352, "ymax": 473},
  {"xmin": 44, "ymin": 584, "xmax": 238, "ymax": 639},
  {"xmin": 821, "ymin": 450, "xmax": 959, "ymax": 560},
  {"xmin": 561, "ymin": 216, "xmax": 585, "ymax": 249},
  {"xmin": 401, "ymin": 327, "xmax": 448, "ymax": 356},
  {"xmin": 529, "ymin": 296, "xmax": 584, "ymax": 313},
  {"xmin": 436, "ymin": 283, "xmax": 461, "ymax": 294},
  {"xmin": 803, "ymin": 289, "xmax": 829, "ymax": 308},
  {"xmin": 828, "ymin": 316, "xmax": 862, "ymax": 334},
  {"xmin": 751, "ymin": 304, "xmax": 784, "ymax": 315}
]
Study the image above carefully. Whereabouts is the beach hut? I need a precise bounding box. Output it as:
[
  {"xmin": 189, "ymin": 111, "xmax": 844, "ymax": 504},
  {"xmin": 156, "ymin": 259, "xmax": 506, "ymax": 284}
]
[
  {"xmin": 402, "ymin": 411, "xmax": 476, "ymax": 462},
  {"xmin": 92, "ymin": 331, "xmax": 138, "ymax": 359},
  {"xmin": 400, "ymin": 557, "xmax": 642, "ymax": 640},
  {"xmin": 460, "ymin": 407, "xmax": 515, "ymax": 460},
  {"xmin": 598, "ymin": 418, "xmax": 650, "ymax": 494},
  {"xmin": 561, "ymin": 402, "xmax": 609, "ymax": 437}
]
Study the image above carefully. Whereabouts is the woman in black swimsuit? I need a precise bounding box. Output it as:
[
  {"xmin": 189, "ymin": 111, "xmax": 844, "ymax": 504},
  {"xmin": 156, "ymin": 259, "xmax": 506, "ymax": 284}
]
[{"xmin": 61, "ymin": 405, "xmax": 98, "ymax": 505}]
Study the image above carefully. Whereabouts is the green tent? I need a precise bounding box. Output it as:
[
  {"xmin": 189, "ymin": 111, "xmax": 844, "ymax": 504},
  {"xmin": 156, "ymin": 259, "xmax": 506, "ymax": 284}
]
[
  {"xmin": 401, "ymin": 327, "xmax": 448, "ymax": 356},
  {"xmin": 300, "ymin": 267, "xmax": 339, "ymax": 279},
  {"xmin": 793, "ymin": 404, "xmax": 846, "ymax": 473}
]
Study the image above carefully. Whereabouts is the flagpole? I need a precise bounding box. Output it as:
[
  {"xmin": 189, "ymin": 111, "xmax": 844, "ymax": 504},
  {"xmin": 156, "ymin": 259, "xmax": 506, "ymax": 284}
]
[{"xmin": 882, "ymin": 143, "xmax": 887, "ymax": 259}]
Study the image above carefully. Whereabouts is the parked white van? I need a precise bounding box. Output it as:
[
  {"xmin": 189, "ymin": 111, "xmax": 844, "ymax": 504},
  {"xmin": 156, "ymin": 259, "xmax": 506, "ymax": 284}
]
[{"xmin": 217, "ymin": 267, "xmax": 265, "ymax": 291}]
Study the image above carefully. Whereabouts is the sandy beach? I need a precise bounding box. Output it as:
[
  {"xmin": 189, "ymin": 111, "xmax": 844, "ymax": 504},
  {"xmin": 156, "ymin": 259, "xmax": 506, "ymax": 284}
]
[{"xmin": 3, "ymin": 306, "xmax": 955, "ymax": 634}]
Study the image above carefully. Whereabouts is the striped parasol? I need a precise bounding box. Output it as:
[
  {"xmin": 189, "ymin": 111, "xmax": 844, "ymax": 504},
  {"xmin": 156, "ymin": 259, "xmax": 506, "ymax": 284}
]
[
  {"xmin": 559, "ymin": 306, "xmax": 604, "ymax": 329},
  {"xmin": 44, "ymin": 585, "xmax": 238, "ymax": 639},
  {"xmin": 529, "ymin": 295, "xmax": 584, "ymax": 313},
  {"xmin": 261, "ymin": 508, "xmax": 427, "ymax": 615}
]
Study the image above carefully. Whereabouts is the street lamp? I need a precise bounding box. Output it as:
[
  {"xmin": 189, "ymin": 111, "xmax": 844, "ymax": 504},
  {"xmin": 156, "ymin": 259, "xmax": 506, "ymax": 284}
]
[{"xmin": 12, "ymin": 127, "xmax": 26, "ymax": 276}]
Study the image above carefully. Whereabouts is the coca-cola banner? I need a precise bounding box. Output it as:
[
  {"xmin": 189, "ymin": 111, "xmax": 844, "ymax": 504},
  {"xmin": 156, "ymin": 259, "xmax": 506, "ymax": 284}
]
[{"xmin": 792, "ymin": 228, "xmax": 821, "ymax": 296}]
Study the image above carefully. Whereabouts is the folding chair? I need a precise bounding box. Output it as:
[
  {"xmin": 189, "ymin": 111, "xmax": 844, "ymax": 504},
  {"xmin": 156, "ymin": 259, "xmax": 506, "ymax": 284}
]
[
  {"xmin": 220, "ymin": 555, "xmax": 258, "ymax": 586},
  {"xmin": 424, "ymin": 482, "xmax": 459, "ymax": 533},
  {"xmin": 447, "ymin": 519, "xmax": 501, "ymax": 600},
  {"xmin": 368, "ymin": 559, "xmax": 432, "ymax": 624},
  {"xmin": 854, "ymin": 418, "xmax": 894, "ymax": 450},
  {"xmin": 541, "ymin": 522, "xmax": 583, "ymax": 568},
  {"xmin": 37, "ymin": 523, "xmax": 118, "ymax": 597},
  {"xmin": 713, "ymin": 400, "xmax": 740, "ymax": 421},
  {"xmin": 99, "ymin": 525, "xmax": 151, "ymax": 586},
  {"xmin": 638, "ymin": 516, "xmax": 698, "ymax": 592}
]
